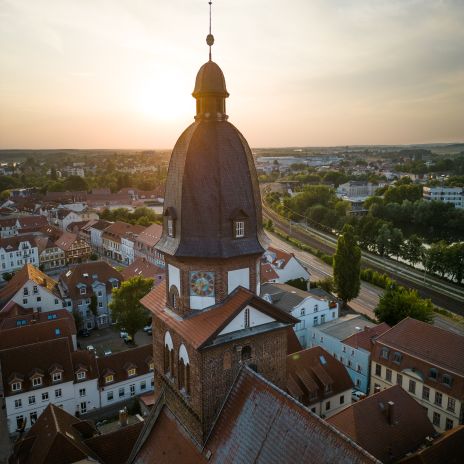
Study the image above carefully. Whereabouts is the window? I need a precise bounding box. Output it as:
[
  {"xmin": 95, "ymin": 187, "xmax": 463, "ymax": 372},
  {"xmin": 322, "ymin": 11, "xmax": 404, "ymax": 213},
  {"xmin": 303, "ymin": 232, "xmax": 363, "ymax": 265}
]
[
  {"xmin": 234, "ymin": 221, "xmax": 245, "ymax": 238},
  {"xmin": 32, "ymin": 377, "xmax": 42, "ymax": 387},
  {"xmin": 119, "ymin": 387, "xmax": 125, "ymax": 398},
  {"xmin": 52, "ymin": 372, "xmax": 62, "ymax": 382},
  {"xmin": 77, "ymin": 371, "xmax": 86, "ymax": 381},
  {"xmin": 241, "ymin": 346, "xmax": 252, "ymax": 362},
  {"xmin": 313, "ymin": 316, "xmax": 318, "ymax": 326},
  {"xmin": 325, "ymin": 401, "xmax": 330, "ymax": 411},
  {"xmin": 429, "ymin": 368, "xmax": 437, "ymax": 380},
  {"xmin": 393, "ymin": 352, "xmax": 402, "ymax": 364},
  {"xmin": 342, "ymin": 346, "xmax": 346, "ymax": 353},
  {"xmin": 55, "ymin": 389, "xmax": 62, "ymax": 398},
  {"xmin": 356, "ymin": 379, "xmax": 361, "ymax": 388},
  {"xmin": 300, "ymin": 308, "xmax": 305, "ymax": 316},
  {"xmin": 127, "ymin": 368, "xmax": 136, "ymax": 377},
  {"xmin": 107, "ymin": 391, "xmax": 114, "ymax": 401},
  {"xmin": 149, "ymin": 362, "xmax": 154, "ymax": 371},
  {"xmin": 98, "ymin": 302, "xmax": 103, "ymax": 308},
  {"xmin": 432, "ymin": 412, "xmax": 441, "ymax": 427},
  {"xmin": 130, "ymin": 384, "xmax": 136, "ymax": 397},
  {"xmin": 55, "ymin": 328, "xmax": 61, "ymax": 336},
  {"xmin": 14, "ymin": 399, "xmax": 22, "ymax": 409},
  {"xmin": 244, "ymin": 307, "xmax": 250, "ymax": 329},
  {"xmin": 11, "ymin": 382, "xmax": 21, "ymax": 391},
  {"xmin": 23, "ymin": 298, "xmax": 28, "ymax": 305},
  {"xmin": 375, "ymin": 364, "xmax": 382, "ymax": 377},
  {"xmin": 23, "ymin": 288, "xmax": 28, "ymax": 296},
  {"xmin": 42, "ymin": 392, "xmax": 49, "ymax": 401},
  {"xmin": 105, "ymin": 375, "xmax": 114, "ymax": 384},
  {"xmin": 54, "ymin": 299, "xmax": 59, "ymax": 305},
  {"xmin": 348, "ymin": 360, "xmax": 352, "ymax": 368},
  {"xmin": 314, "ymin": 304, "xmax": 319, "ymax": 312},
  {"xmin": 30, "ymin": 411, "xmax": 38, "ymax": 425},
  {"xmin": 380, "ymin": 348, "xmax": 389, "ymax": 360},
  {"xmin": 80, "ymin": 287, "xmax": 86, "ymax": 295},
  {"xmin": 28, "ymin": 396, "xmax": 35, "ymax": 405},
  {"xmin": 435, "ymin": 391, "xmax": 443, "ymax": 406},
  {"xmin": 447, "ymin": 397, "xmax": 456, "ymax": 412},
  {"xmin": 386, "ymin": 369, "xmax": 392, "ymax": 382},
  {"xmin": 445, "ymin": 418, "xmax": 454, "ymax": 431},
  {"xmin": 408, "ymin": 379, "xmax": 416, "ymax": 394},
  {"xmin": 79, "ymin": 388, "xmax": 86, "ymax": 397},
  {"xmin": 443, "ymin": 374, "xmax": 452, "ymax": 387},
  {"xmin": 357, "ymin": 364, "xmax": 362, "ymax": 373},
  {"xmin": 16, "ymin": 416, "xmax": 25, "ymax": 430},
  {"xmin": 321, "ymin": 314, "xmax": 326, "ymax": 324},
  {"xmin": 141, "ymin": 381, "xmax": 146, "ymax": 391},
  {"xmin": 36, "ymin": 296, "xmax": 41, "ymax": 302},
  {"xmin": 422, "ymin": 386, "xmax": 430, "ymax": 401},
  {"xmin": 397, "ymin": 373, "xmax": 403, "ymax": 387},
  {"xmin": 340, "ymin": 395, "xmax": 345, "ymax": 405}
]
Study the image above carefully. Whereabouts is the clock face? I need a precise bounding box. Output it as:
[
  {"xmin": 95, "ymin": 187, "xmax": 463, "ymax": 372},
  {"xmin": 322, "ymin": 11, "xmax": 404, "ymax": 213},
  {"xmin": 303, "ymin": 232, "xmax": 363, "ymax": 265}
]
[{"xmin": 190, "ymin": 271, "xmax": 215, "ymax": 297}]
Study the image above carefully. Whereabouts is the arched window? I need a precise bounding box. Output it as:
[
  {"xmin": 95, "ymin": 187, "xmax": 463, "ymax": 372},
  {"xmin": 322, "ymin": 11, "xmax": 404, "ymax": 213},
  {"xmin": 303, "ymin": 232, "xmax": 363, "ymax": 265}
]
[
  {"xmin": 241, "ymin": 345, "xmax": 252, "ymax": 363},
  {"xmin": 164, "ymin": 332, "xmax": 174, "ymax": 376},
  {"xmin": 169, "ymin": 285, "xmax": 179, "ymax": 310},
  {"xmin": 178, "ymin": 344, "xmax": 190, "ymax": 395}
]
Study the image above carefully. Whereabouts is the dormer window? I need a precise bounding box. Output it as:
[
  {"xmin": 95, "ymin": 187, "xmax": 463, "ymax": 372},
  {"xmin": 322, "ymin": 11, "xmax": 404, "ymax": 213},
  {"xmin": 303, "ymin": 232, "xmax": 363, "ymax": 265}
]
[
  {"xmin": 167, "ymin": 219, "xmax": 174, "ymax": 237},
  {"xmin": 32, "ymin": 377, "xmax": 42, "ymax": 387},
  {"xmin": 80, "ymin": 287, "xmax": 86, "ymax": 295},
  {"xmin": 234, "ymin": 221, "xmax": 245, "ymax": 238},
  {"xmin": 164, "ymin": 207, "xmax": 177, "ymax": 238},
  {"xmin": 105, "ymin": 375, "xmax": 114, "ymax": 384},
  {"xmin": 11, "ymin": 382, "xmax": 22, "ymax": 392},
  {"xmin": 127, "ymin": 368, "xmax": 136, "ymax": 377},
  {"xmin": 52, "ymin": 372, "xmax": 62, "ymax": 383},
  {"xmin": 149, "ymin": 362, "xmax": 154, "ymax": 371},
  {"xmin": 76, "ymin": 371, "xmax": 86, "ymax": 381}
]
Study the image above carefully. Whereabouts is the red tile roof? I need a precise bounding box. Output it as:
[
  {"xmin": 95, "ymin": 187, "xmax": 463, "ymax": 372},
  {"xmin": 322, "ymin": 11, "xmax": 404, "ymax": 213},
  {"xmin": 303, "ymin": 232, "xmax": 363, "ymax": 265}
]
[
  {"xmin": 343, "ymin": 322, "xmax": 390, "ymax": 352},
  {"xmin": 141, "ymin": 285, "xmax": 298, "ymax": 350},
  {"xmin": 267, "ymin": 246, "xmax": 294, "ymax": 267},
  {"xmin": 206, "ymin": 367, "xmax": 377, "ymax": 463},
  {"xmin": 287, "ymin": 346, "xmax": 354, "ymax": 407},
  {"xmin": 55, "ymin": 231, "xmax": 80, "ymax": 251},
  {"xmin": 375, "ymin": 318, "xmax": 464, "ymax": 376},
  {"xmin": 121, "ymin": 257, "xmax": 164, "ymax": 281},
  {"xmin": 328, "ymin": 385, "xmax": 436, "ymax": 463},
  {"xmin": 0, "ymin": 264, "xmax": 60, "ymax": 304},
  {"xmin": 135, "ymin": 223, "xmax": 162, "ymax": 247},
  {"xmin": 260, "ymin": 262, "xmax": 279, "ymax": 283}
]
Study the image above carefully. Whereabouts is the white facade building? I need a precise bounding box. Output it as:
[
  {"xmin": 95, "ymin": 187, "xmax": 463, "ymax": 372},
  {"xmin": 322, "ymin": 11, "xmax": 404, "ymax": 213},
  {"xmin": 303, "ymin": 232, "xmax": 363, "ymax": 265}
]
[
  {"xmin": 423, "ymin": 186, "xmax": 463, "ymax": 209},
  {"xmin": 262, "ymin": 247, "xmax": 310, "ymax": 284},
  {"xmin": 0, "ymin": 236, "xmax": 39, "ymax": 275}
]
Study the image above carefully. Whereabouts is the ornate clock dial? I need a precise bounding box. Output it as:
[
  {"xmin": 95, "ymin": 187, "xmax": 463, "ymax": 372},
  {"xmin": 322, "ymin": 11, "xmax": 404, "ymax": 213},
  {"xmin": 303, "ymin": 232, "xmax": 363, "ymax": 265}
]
[{"xmin": 190, "ymin": 271, "xmax": 215, "ymax": 297}]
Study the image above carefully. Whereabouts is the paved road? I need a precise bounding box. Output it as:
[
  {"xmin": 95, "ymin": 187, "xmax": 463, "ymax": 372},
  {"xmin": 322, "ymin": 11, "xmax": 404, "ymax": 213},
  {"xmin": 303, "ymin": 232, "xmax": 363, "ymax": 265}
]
[{"xmin": 268, "ymin": 232, "xmax": 464, "ymax": 335}]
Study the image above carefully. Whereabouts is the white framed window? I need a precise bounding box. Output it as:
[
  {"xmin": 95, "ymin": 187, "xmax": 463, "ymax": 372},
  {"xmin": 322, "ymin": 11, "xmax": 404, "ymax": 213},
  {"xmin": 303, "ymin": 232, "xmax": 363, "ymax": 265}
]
[
  {"xmin": 167, "ymin": 219, "xmax": 174, "ymax": 237},
  {"xmin": 80, "ymin": 287, "xmax": 86, "ymax": 295},
  {"xmin": 244, "ymin": 307, "xmax": 250, "ymax": 328},
  {"xmin": 119, "ymin": 387, "xmax": 125, "ymax": 398},
  {"xmin": 130, "ymin": 384, "xmax": 136, "ymax": 396},
  {"xmin": 55, "ymin": 388, "xmax": 62, "ymax": 398},
  {"xmin": 32, "ymin": 377, "xmax": 42, "ymax": 387},
  {"xmin": 235, "ymin": 221, "xmax": 245, "ymax": 238},
  {"xmin": 105, "ymin": 375, "xmax": 114, "ymax": 384},
  {"xmin": 14, "ymin": 399, "xmax": 22, "ymax": 409},
  {"xmin": 42, "ymin": 392, "xmax": 49, "ymax": 401},
  {"xmin": 28, "ymin": 396, "xmax": 36, "ymax": 405},
  {"xmin": 52, "ymin": 372, "xmax": 62, "ymax": 382},
  {"xmin": 107, "ymin": 391, "xmax": 114, "ymax": 401},
  {"xmin": 11, "ymin": 382, "xmax": 22, "ymax": 392},
  {"xmin": 77, "ymin": 371, "xmax": 86, "ymax": 381},
  {"xmin": 127, "ymin": 368, "xmax": 136, "ymax": 377},
  {"xmin": 79, "ymin": 388, "xmax": 86, "ymax": 397},
  {"xmin": 140, "ymin": 381, "xmax": 146, "ymax": 390}
]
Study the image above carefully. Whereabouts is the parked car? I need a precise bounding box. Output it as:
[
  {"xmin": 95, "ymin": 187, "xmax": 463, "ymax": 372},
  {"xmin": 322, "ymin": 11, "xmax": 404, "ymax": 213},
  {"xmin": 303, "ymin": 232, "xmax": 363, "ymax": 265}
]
[
  {"xmin": 86, "ymin": 345, "xmax": 96, "ymax": 353},
  {"xmin": 104, "ymin": 349, "xmax": 112, "ymax": 356},
  {"xmin": 123, "ymin": 335, "xmax": 133, "ymax": 344},
  {"xmin": 352, "ymin": 390, "xmax": 366, "ymax": 402},
  {"xmin": 146, "ymin": 328, "xmax": 152, "ymax": 335},
  {"xmin": 143, "ymin": 325, "xmax": 152, "ymax": 332},
  {"xmin": 78, "ymin": 329, "xmax": 91, "ymax": 337},
  {"xmin": 120, "ymin": 329, "xmax": 128, "ymax": 338}
]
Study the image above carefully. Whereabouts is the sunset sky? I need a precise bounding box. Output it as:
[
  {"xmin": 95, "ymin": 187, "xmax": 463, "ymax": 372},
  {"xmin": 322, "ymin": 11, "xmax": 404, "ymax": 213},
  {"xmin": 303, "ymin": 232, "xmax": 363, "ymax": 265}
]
[{"xmin": 1, "ymin": 0, "xmax": 463, "ymax": 149}]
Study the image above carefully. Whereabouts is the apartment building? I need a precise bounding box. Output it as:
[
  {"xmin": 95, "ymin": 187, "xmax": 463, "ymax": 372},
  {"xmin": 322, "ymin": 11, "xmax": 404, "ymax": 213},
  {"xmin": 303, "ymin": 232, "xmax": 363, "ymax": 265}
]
[{"xmin": 423, "ymin": 186, "xmax": 463, "ymax": 209}]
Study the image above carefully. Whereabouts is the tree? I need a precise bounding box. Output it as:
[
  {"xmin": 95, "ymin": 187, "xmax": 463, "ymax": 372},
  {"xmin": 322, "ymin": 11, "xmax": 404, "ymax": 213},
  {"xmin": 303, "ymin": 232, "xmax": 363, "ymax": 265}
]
[
  {"xmin": 2, "ymin": 272, "xmax": 14, "ymax": 281},
  {"xmin": 387, "ymin": 227, "xmax": 404, "ymax": 259},
  {"xmin": 72, "ymin": 309, "xmax": 83, "ymax": 331},
  {"xmin": 285, "ymin": 278, "xmax": 308, "ymax": 291},
  {"xmin": 109, "ymin": 276, "xmax": 154, "ymax": 340},
  {"xmin": 333, "ymin": 224, "xmax": 361, "ymax": 308},
  {"xmin": 400, "ymin": 234, "xmax": 423, "ymax": 267},
  {"xmin": 374, "ymin": 286, "xmax": 434, "ymax": 326},
  {"xmin": 89, "ymin": 294, "xmax": 98, "ymax": 326},
  {"xmin": 375, "ymin": 223, "xmax": 391, "ymax": 257}
]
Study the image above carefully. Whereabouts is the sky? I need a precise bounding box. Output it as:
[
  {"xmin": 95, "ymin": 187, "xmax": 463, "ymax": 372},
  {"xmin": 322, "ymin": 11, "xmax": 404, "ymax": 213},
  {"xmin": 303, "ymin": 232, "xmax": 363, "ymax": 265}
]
[{"xmin": 0, "ymin": 0, "xmax": 463, "ymax": 149}]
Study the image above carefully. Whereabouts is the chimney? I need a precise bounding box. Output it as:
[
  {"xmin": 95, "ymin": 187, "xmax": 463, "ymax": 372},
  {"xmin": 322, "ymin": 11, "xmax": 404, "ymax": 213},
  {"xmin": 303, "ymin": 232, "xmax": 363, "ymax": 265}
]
[
  {"xmin": 386, "ymin": 401, "xmax": 395, "ymax": 425},
  {"xmin": 119, "ymin": 407, "xmax": 128, "ymax": 427}
]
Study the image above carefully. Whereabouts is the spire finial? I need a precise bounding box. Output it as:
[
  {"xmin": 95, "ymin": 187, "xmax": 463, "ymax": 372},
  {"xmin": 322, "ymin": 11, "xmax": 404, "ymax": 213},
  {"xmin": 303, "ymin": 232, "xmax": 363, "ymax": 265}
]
[{"xmin": 206, "ymin": 1, "xmax": 214, "ymax": 61}]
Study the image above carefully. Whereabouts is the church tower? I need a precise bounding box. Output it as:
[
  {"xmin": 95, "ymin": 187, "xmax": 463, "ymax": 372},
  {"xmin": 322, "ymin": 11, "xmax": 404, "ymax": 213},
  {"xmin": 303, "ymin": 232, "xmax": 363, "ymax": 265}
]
[{"xmin": 142, "ymin": 3, "xmax": 297, "ymax": 445}]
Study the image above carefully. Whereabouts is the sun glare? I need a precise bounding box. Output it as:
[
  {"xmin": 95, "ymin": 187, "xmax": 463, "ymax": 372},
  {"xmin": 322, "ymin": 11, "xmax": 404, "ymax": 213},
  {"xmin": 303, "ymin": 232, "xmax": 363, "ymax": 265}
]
[{"xmin": 133, "ymin": 75, "xmax": 191, "ymax": 122}]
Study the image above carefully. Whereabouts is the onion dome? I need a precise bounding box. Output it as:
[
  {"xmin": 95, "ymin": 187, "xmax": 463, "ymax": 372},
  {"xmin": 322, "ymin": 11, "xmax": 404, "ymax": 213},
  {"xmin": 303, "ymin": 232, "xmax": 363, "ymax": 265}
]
[{"xmin": 155, "ymin": 61, "xmax": 266, "ymax": 259}]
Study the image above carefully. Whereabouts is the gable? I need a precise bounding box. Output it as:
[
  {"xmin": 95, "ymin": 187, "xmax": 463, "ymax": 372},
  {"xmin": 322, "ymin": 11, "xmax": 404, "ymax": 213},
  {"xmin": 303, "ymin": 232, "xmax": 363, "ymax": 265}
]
[{"xmin": 218, "ymin": 305, "xmax": 276, "ymax": 336}]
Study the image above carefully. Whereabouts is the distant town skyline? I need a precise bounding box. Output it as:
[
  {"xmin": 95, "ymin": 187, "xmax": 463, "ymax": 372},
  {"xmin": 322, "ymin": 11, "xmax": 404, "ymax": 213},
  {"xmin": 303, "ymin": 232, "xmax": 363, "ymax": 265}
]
[{"xmin": 1, "ymin": 0, "xmax": 463, "ymax": 149}]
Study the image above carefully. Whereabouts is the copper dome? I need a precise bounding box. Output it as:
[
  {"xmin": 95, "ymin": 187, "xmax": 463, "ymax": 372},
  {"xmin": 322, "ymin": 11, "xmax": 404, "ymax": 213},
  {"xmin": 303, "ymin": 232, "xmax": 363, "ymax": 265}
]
[{"xmin": 193, "ymin": 61, "xmax": 229, "ymax": 97}]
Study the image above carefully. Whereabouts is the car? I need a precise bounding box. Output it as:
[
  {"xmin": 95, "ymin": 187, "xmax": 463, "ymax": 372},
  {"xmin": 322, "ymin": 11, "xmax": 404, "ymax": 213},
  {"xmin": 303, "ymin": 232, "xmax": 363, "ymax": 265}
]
[
  {"xmin": 123, "ymin": 335, "xmax": 133, "ymax": 344},
  {"xmin": 143, "ymin": 325, "xmax": 152, "ymax": 332},
  {"xmin": 120, "ymin": 329, "xmax": 128, "ymax": 338},
  {"xmin": 78, "ymin": 329, "xmax": 91, "ymax": 337},
  {"xmin": 352, "ymin": 390, "xmax": 366, "ymax": 402},
  {"xmin": 146, "ymin": 328, "xmax": 152, "ymax": 335},
  {"xmin": 104, "ymin": 349, "xmax": 112, "ymax": 356},
  {"xmin": 86, "ymin": 345, "xmax": 95, "ymax": 352}
]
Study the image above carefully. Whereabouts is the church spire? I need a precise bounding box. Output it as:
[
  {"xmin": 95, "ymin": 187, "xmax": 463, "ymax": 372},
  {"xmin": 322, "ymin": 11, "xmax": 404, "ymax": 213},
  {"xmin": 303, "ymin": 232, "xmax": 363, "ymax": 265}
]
[{"xmin": 206, "ymin": 1, "xmax": 214, "ymax": 61}]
